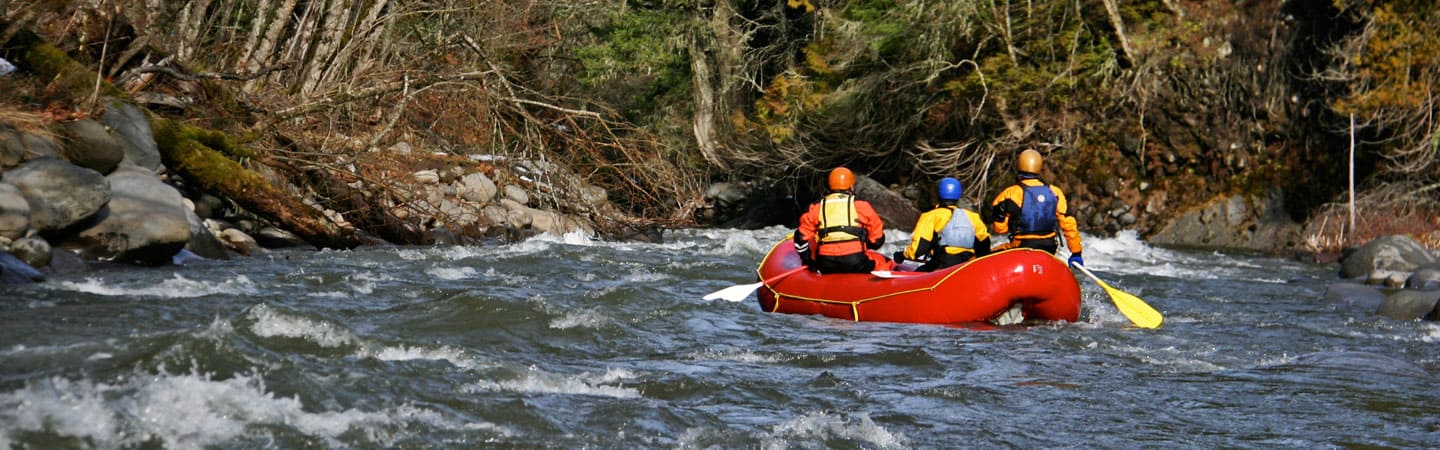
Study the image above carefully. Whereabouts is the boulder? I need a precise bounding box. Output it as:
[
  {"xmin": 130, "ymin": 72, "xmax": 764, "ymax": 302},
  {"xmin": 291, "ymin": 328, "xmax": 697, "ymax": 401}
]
[
  {"xmin": 44, "ymin": 246, "xmax": 87, "ymax": 275},
  {"xmin": 255, "ymin": 226, "xmax": 308, "ymax": 248},
  {"xmin": 1376, "ymin": 290, "xmax": 1440, "ymax": 321},
  {"xmin": 2, "ymin": 158, "xmax": 110, "ymax": 232},
  {"xmin": 10, "ymin": 236, "xmax": 51, "ymax": 269},
  {"xmin": 67, "ymin": 166, "xmax": 190, "ymax": 265},
  {"xmin": 1149, "ymin": 188, "xmax": 1301, "ymax": 253},
  {"xmin": 1339, "ymin": 235, "xmax": 1440, "ymax": 279},
  {"xmin": 57, "ymin": 119, "xmax": 125, "ymax": 174},
  {"xmin": 1404, "ymin": 265, "xmax": 1440, "ymax": 291},
  {"xmin": 1, "ymin": 128, "xmax": 61, "ymax": 169},
  {"xmin": 855, "ymin": 175, "xmax": 920, "ymax": 233},
  {"xmin": 457, "ymin": 172, "xmax": 497, "ymax": 205},
  {"xmin": 503, "ymin": 184, "xmax": 530, "ymax": 205},
  {"xmin": 98, "ymin": 97, "xmax": 163, "ymax": 171},
  {"xmin": 0, "ymin": 182, "xmax": 29, "ymax": 240},
  {"xmin": 1320, "ymin": 282, "xmax": 1386, "ymax": 315},
  {"xmin": 217, "ymin": 228, "xmax": 263, "ymax": 256},
  {"xmin": 183, "ymin": 205, "xmax": 230, "ymax": 260},
  {"xmin": 0, "ymin": 251, "xmax": 44, "ymax": 285}
]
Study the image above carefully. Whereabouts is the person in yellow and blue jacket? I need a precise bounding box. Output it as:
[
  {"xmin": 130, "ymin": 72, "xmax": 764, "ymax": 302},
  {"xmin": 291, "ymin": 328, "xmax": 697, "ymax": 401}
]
[
  {"xmin": 989, "ymin": 149, "xmax": 1084, "ymax": 267},
  {"xmin": 897, "ymin": 177, "xmax": 991, "ymax": 272}
]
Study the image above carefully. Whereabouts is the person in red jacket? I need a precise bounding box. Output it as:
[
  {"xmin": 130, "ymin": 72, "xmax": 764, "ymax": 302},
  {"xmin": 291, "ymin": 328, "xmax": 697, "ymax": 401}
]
[
  {"xmin": 989, "ymin": 149, "xmax": 1084, "ymax": 267},
  {"xmin": 794, "ymin": 167, "xmax": 895, "ymax": 273}
]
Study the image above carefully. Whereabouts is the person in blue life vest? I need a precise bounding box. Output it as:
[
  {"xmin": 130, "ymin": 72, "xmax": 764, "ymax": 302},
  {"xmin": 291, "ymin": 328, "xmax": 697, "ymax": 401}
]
[
  {"xmin": 794, "ymin": 167, "xmax": 896, "ymax": 273},
  {"xmin": 988, "ymin": 149, "xmax": 1084, "ymax": 267},
  {"xmin": 896, "ymin": 177, "xmax": 991, "ymax": 272}
]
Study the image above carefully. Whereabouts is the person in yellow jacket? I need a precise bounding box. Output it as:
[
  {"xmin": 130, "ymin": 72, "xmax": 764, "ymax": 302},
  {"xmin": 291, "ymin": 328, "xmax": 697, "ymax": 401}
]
[
  {"xmin": 794, "ymin": 167, "xmax": 895, "ymax": 273},
  {"xmin": 989, "ymin": 149, "xmax": 1084, "ymax": 266},
  {"xmin": 897, "ymin": 177, "xmax": 991, "ymax": 272}
]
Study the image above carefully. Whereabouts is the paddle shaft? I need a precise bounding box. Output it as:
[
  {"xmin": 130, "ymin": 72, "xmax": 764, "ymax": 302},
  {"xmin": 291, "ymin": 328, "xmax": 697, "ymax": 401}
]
[{"xmin": 1068, "ymin": 259, "xmax": 1164, "ymax": 329}]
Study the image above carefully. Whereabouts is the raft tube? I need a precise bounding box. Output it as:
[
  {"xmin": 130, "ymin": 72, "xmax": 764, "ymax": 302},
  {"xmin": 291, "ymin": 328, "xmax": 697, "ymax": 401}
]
[{"xmin": 755, "ymin": 240, "xmax": 1081, "ymax": 324}]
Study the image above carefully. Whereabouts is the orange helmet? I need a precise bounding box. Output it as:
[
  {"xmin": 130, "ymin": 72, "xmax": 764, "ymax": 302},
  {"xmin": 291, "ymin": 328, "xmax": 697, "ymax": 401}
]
[
  {"xmin": 1018, "ymin": 149, "xmax": 1043, "ymax": 174},
  {"xmin": 828, "ymin": 167, "xmax": 856, "ymax": 191}
]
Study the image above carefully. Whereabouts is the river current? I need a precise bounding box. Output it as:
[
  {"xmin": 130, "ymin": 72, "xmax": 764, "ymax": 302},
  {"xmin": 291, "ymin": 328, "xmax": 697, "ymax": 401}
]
[{"xmin": 1, "ymin": 227, "xmax": 1437, "ymax": 448}]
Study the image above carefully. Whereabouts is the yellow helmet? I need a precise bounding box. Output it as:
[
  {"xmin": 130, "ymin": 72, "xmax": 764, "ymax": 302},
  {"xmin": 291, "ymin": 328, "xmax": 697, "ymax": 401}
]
[
  {"xmin": 828, "ymin": 167, "xmax": 856, "ymax": 191},
  {"xmin": 1018, "ymin": 149, "xmax": 1043, "ymax": 174}
]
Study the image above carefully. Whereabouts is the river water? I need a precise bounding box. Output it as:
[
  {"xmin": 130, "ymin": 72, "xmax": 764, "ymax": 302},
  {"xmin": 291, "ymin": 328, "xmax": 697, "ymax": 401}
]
[{"xmin": 1, "ymin": 227, "xmax": 1437, "ymax": 448}]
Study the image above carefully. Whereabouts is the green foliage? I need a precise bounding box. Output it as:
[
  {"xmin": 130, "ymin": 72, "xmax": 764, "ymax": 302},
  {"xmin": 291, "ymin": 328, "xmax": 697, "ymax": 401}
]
[
  {"xmin": 574, "ymin": 6, "xmax": 694, "ymax": 122},
  {"xmin": 1333, "ymin": 2, "xmax": 1440, "ymax": 114},
  {"xmin": 838, "ymin": 0, "xmax": 911, "ymax": 61}
]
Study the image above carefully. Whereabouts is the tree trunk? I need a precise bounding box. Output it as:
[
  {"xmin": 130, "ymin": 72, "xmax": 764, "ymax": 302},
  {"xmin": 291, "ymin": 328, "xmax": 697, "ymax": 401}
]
[
  {"xmin": 243, "ymin": 0, "xmax": 297, "ymax": 92},
  {"xmin": 689, "ymin": 36, "xmax": 726, "ymax": 170},
  {"xmin": 320, "ymin": 0, "xmax": 389, "ymax": 88},
  {"xmin": 176, "ymin": 0, "xmax": 213, "ymax": 61},
  {"xmin": 1101, "ymin": 0, "xmax": 1135, "ymax": 66},
  {"xmin": 299, "ymin": 0, "xmax": 348, "ymax": 96},
  {"xmin": 236, "ymin": 0, "xmax": 274, "ymax": 71}
]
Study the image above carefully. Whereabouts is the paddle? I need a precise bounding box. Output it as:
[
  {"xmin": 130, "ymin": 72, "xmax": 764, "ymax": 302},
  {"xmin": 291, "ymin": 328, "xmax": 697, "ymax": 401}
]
[
  {"xmin": 1070, "ymin": 262, "xmax": 1163, "ymax": 329},
  {"xmin": 702, "ymin": 266, "xmax": 810, "ymax": 302},
  {"xmin": 871, "ymin": 270, "xmax": 923, "ymax": 278}
]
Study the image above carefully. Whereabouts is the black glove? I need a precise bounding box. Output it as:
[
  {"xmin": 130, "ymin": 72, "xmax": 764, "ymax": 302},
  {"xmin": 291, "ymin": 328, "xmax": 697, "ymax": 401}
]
[{"xmin": 893, "ymin": 251, "xmax": 905, "ymax": 262}]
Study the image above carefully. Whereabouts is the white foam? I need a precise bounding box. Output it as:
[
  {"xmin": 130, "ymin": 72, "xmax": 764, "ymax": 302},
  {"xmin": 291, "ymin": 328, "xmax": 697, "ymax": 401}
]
[
  {"xmin": 624, "ymin": 268, "xmax": 670, "ymax": 283},
  {"xmin": 359, "ymin": 344, "xmax": 487, "ymax": 371},
  {"xmin": 246, "ymin": 304, "xmax": 358, "ymax": 348},
  {"xmin": 58, "ymin": 274, "xmax": 258, "ymax": 298},
  {"xmin": 0, "ymin": 377, "xmax": 117, "ymax": 446},
  {"xmin": 550, "ymin": 310, "xmax": 605, "ymax": 330},
  {"xmin": 762, "ymin": 411, "xmax": 908, "ymax": 450},
  {"xmin": 0, "ymin": 371, "xmax": 473, "ymax": 449},
  {"xmin": 690, "ymin": 349, "xmax": 789, "ymax": 364},
  {"xmin": 467, "ymin": 366, "xmax": 641, "ymax": 398},
  {"xmin": 426, "ymin": 266, "xmax": 478, "ymax": 281},
  {"xmin": 1421, "ymin": 323, "xmax": 1440, "ymax": 343}
]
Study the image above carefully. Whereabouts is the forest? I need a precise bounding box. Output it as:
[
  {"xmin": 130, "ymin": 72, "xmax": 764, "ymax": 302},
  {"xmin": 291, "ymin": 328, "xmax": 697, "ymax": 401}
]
[{"xmin": 2, "ymin": 0, "xmax": 1437, "ymax": 252}]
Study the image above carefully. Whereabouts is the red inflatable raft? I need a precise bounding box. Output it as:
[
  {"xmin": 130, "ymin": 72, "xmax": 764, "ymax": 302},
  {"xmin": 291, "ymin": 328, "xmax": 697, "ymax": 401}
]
[{"xmin": 755, "ymin": 240, "xmax": 1082, "ymax": 324}]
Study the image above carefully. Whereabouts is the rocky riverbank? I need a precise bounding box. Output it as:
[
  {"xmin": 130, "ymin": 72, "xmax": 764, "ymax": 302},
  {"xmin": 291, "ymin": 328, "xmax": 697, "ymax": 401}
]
[{"xmin": 1, "ymin": 96, "xmax": 615, "ymax": 284}]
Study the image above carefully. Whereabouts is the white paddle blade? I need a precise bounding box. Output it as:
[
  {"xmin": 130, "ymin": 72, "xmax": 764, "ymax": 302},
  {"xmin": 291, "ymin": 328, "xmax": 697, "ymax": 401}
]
[{"xmin": 702, "ymin": 282, "xmax": 764, "ymax": 302}]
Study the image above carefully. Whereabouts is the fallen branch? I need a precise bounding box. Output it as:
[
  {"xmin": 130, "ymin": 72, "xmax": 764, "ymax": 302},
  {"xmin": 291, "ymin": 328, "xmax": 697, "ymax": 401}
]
[{"xmin": 124, "ymin": 60, "xmax": 292, "ymax": 82}]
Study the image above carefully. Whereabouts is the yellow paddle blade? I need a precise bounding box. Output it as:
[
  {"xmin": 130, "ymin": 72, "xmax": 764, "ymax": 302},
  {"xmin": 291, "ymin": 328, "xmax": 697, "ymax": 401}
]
[
  {"xmin": 1073, "ymin": 263, "xmax": 1164, "ymax": 329},
  {"xmin": 1095, "ymin": 278, "xmax": 1163, "ymax": 329}
]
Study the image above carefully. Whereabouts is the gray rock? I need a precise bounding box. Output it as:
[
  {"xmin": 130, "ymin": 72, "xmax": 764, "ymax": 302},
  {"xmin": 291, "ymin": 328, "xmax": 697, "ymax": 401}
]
[
  {"xmin": 458, "ymin": 172, "xmax": 497, "ymax": 205},
  {"xmin": 10, "ymin": 236, "xmax": 51, "ymax": 269},
  {"xmin": 68, "ymin": 167, "xmax": 190, "ymax": 265},
  {"xmin": 255, "ymin": 226, "xmax": 307, "ymax": 248},
  {"xmin": 191, "ymin": 192, "xmax": 225, "ymax": 219},
  {"xmin": 0, "ymin": 182, "xmax": 29, "ymax": 240},
  {"xmin": 57, "ymin": 119, "xmax": 125, "ymax": 174},
  {"xmin": 1339, "ymin": 235, "xmax": 1440, "ymax": 279},
  {"xmin": 44, "ymin": 246, "xmax": 88, "ymax": 275},
  {"xmin": 1404, "ymin": 265, "xmax": 1440, "ymax": 290},
  {"xmin": 183, "ymin": 205, "xmax": 230, "ymax": 260},
  {"xmin": 1376, "ymin": 290, "xmax": 1440, "ymax": 321},
  {"xmin": 705, "ymin": 182, "xmax": 748, "ymax": 209},
  {"xmin": 503, "ymin": 184, "xmax": 530, "ymax": 205},
  {"xmin": 1, "ymin": 129, "xmax": 62, "ymax": 169},
  {"xmin": 217, "ymin": 228, "xmax": 263, "ymax": 256},
  {"xmin": 1149, "ymin": 188, "xmax": 1301, "ymax": 253},
  {"xmin": 0, "ymin": 251, "xmax": 44, "ymax": 285},
  {"xmin": 1320, "ymin": 282, "xmax": 1386, "ymax": 315},
  {"xmin": 854, "ymin": 175, "xmax": 920, "ymax": 233},
  {"xmin": 2, "ymin": 158, "xmax": 110, "ymax": 232},
  {"xmin": 98, "ymin": 97, "xmax": 163, "ymax": 171}
]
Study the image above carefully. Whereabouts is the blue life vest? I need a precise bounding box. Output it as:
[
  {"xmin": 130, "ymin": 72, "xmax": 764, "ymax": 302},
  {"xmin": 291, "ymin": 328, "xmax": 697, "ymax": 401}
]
[{"xmin": 1017, "ymin": 183, "xmax": 1058, "ymax": 235}]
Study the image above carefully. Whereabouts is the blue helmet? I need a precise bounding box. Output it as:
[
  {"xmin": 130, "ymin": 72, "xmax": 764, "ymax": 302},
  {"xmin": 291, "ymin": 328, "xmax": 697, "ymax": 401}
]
[{"xmin": 937, "ymin": 177, "xmax": 962, "ymax": 201}]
